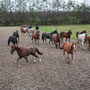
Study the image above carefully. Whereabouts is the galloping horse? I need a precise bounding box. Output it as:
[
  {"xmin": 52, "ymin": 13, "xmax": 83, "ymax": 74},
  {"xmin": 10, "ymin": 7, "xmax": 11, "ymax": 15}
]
[
  {"xmin": 60, "ymin": 30, "xmax": 72, "ymax": 42},
  {"xmin": 20, "ymin": 25, "xmax": 34, "ymax": 37},
  {"xmin": 42, "ymin": 29, "xmax": 58, "ymax": 44},
  {"xmin": 20, "ymin": 26, "xmax": 26, "ymax": 35},
  {"xmin": 13, "ymin": 30, "xmax": 19, "ymax": 42},
  {"xmin": 76, "ymin": 30, "xmax": 87, "ymax": 38},
  {"xmin": 31, "ymin": 30, "xmax": 40, "ymax": 45},
  {"xmin": 11, "ymin": 45, "xmax": 43, "ymax": 63},
  {"xmin": 8, "ymin": 36, "xmax": 18, "ymax": 46},
  {"xmin": 60, "ymin": 42, "xmax": 76, "ymax": 64},
  {"xmin": 77, "ymin": 33, "xmax": 86, "ymax": 49},
  {"xmin": 52, "ymin": 34, "xmax": 60, "ymax": 48},
  {"xmin": 84, "ymin": 36, "xmax": 90, "ymax": 51}
]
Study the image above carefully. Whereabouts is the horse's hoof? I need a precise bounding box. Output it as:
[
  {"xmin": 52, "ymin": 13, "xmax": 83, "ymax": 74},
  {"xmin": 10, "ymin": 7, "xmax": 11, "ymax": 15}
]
[{"xmin": 34, "ymin": 60, "xmax": 36, "ymax": 62}]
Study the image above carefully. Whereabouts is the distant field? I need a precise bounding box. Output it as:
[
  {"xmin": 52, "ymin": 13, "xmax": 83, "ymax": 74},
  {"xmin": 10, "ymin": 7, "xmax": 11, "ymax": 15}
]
[{"xmin": 39, "ymin": 24, "xmax": 90, "ymax": 39}]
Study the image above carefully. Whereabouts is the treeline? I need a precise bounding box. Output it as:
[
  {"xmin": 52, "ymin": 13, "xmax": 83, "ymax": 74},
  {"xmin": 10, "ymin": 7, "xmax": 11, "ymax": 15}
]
[{"xmin": 0, "ymin": 0, "xmax": 90, "ymax": 26}]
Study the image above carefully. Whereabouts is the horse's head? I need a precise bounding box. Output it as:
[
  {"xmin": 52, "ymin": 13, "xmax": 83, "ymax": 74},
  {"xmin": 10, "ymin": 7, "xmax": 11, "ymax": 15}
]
[
  {"xmin": 72, "ymin": 43, "xmax": 76, "ymax": 51},
  {"xmin": 11, "ymin": 45, "xmax": 22, "ymax": 54},
  {"xmin": 69, "ymin": 30, "xmax": 72, "ymax": 35},
  {"xmin": 76, "ymin": 32, "xmax": 79, "ymax": 38},
  {"xmin": 51, "ymin": 29, "xmax": 58, "ymax": 36}
]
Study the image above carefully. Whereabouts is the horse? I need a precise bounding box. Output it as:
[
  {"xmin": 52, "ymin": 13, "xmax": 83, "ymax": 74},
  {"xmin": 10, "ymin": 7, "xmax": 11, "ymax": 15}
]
[
  {"xmin": 60, "ymin": 30, "xmax": 72, "ymax": 42},
  {"xmin": 77, "ymin": 33, "xmax": 86, "ymax": 49},
  {"xmin": 13, "ymin": 30, "xmax": 19, "ymax": 42},
  {"xmin": 20, "ymin": 25, "xmax": 35, "ymax": 37},
  {"xmin": 52, "ymin": 34, "xmax": 60, "ymax": 48},
  {"xmin": 60, "ymin": 42, "xmax": 76, "ymax": 64},
  {"xmin": 76, "ymin": 30, "xmax": 87, "ymax": 38},
  {"xmin": 20, "ymin": 26, "xmax": 26, "ymax": 35},
  {"xmin": 31, "ymin": 30, "xmax": 40, "ymax": 45},
  {"xmin": 42, "ymin": 29, "xmax": 58, "ymax": 44},
  {"xmin": 8, "ymin": 36, "xmax": 18, "ymax": 46},
  {"xmin": 84, "ymin": 36, "xmax": 90, "ymax": 51},
  {"xmin": 10, "ymin": 45, "xmax": 43, "ymax": 63}
]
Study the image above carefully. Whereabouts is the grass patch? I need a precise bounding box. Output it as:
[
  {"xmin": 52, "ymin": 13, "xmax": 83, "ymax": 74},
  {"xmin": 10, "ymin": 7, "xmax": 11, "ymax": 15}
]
[{"xmin": 39, "ymin": 24, "xmax": 90, "ymax": 39}]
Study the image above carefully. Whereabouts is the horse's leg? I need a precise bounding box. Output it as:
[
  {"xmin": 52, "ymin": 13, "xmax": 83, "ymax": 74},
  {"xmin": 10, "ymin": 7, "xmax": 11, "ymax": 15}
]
[
  {"xmin": 71, "ymin": 53, "xmax": 74, "ymax": 64},
  {"xmin": 77, "ymin": 39, "xmax": 79, "ymax": 44},
  {"xmin": 32, "ymin": 53, "xmax": 40, "ymax": 62},
  {"xmin": 55, "ymin": 42, "xmax": 57, "ymax": 48},
  {"xmin": 88, "ymin": 43, "xmax": 90, "ymax": 51},
  {"xmin": 67, "ymin": 53, "xmax": 69, "ymax": 64},
  {"xmin": 17, "ymin": 57, "xmax": 21, "ymax": 62},
  {"xmin": 35, "ymin": 39, "xmax": 36, "ymax": 44},
  {"xmin": 69, "ymin": 38, "xmax": 70, "ymax": 42},
  {"xmin": 24, "ymin": 57, "xmax": 28, "ymax": 63},
  {"xmin": 59, "ymin": 41, "xmax": 60, "ymax": 48},
  {"xmin": 82, "ymin": 41, "xmax": 85, "ymax": 49},
  {"xmin": 66, "ymin": 38, "xmax": 67, "ymax": 41},
  {"xmin": 63, "ymin": 50, "xmax": 65, "ymax": 60},
  {"xmin": 45, "ymin": 38, "xmax": 46, "ymax": 41},
  {"xmin": 38, "ymin": 39, "xmax": 39, "ymax": 45},
  {"xmin": 62, "ymin": 37, "xmax": 63, "ymax": 42},
  {"xmin": 32, "ymin": 38, "xmax": 33, "ymax": 43},
  {"xmin": 49, "ymin": 40, "xmax": 50, "ymax": 44}
]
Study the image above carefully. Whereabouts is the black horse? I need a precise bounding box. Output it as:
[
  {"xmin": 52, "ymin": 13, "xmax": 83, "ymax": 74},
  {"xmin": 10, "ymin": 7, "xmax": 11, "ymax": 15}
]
[
  {"xmin": 8, "ymin": 36, "xmax": 18, "ymax": 46},
  {"xmin": 13, "ymin": 30, "xmax": 19, "ymax": 42},
  {"xmin": 42, "ymin": 29, "xmax": 58, "ymax": 44}
]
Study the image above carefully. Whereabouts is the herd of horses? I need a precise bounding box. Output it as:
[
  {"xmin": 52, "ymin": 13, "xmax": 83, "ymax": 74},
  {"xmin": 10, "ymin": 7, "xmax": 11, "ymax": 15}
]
[{"xmin": 8, "ymin": 25, "xmax": 90, "ymax": 64}]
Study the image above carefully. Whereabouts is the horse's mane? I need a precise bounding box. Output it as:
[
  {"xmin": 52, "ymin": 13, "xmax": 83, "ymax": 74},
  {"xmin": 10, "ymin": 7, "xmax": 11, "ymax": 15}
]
[{"xmin": 11, "ymin": 45, "xmax": 22, "ymax": 51}]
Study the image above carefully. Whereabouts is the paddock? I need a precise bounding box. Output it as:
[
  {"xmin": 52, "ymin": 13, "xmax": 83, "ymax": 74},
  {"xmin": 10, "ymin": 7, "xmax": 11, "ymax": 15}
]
[{"xmin": 0, "ymin": 27, "xmax": 90, "ymax": 90}]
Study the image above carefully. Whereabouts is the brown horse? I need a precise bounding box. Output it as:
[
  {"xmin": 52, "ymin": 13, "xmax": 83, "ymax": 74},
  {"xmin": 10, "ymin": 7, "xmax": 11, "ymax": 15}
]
[
  {"xmin": 11, "ymin": 45, "xmax": 42, "ymax": 63},
  {"xmin": 52, "ymin": 34, "xmax": 60, "ymax": 48},
  {"xmin": 60, "ymin": 42, "xmax": 76, "ymax": 64},
  {"xmin": 84, "ymin": 36, "xmax": 90, "ymax": 51},
  {"xmin": 31, "ymin": 31, "xmax": 40, "ymax": 45},
  {"xmin": 60, "ymin": 30, "xmax": 72, "ymax": 42}
]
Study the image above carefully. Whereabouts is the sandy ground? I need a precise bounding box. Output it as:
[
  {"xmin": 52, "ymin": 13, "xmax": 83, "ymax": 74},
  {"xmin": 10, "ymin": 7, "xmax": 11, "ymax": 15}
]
[{"xmin": 0, "ymin": 27, "xmax": 90, "ymax": 90}]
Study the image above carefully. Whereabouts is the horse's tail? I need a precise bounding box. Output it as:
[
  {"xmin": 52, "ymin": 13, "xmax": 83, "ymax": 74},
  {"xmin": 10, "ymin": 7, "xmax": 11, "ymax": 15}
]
[
  {"xmin": 8, "ymin": 36, "xmax": 12, "ymax": 46},
  {"xmin": 35, "ymin": 48, "xmax": 43, "ymax": 55}
]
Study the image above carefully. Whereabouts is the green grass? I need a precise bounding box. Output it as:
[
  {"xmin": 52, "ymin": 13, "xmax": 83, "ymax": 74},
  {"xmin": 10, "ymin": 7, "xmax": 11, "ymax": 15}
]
[{"xmin": 39, "ymin": 24, "xmax": 90, "ymax": 39}]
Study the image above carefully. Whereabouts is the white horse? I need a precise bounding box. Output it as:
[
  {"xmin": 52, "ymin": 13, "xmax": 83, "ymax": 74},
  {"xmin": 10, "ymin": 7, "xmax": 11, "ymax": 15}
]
[
  {"xmin": 23, "ymin": 25, "xmax": 35, "ymax": 37},
  {"xmin": 77, "ymin": 33, "xmax": 86, "ymax": 49}
]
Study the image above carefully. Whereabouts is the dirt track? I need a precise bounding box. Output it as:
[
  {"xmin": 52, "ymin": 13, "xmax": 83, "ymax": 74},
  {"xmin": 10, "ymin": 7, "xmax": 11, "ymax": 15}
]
[{"xmin": 0, "ymin": 27, "xmax": 90, "ymax": 90}]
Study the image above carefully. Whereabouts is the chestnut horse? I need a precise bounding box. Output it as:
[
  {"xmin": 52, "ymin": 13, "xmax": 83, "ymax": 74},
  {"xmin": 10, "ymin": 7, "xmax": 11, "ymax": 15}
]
[
  {"xmin": 20, "ymin": 26, "xmax": 26, "ymax": 35},
  {"xmin": 60, "ymin": 30, "xmax": 72, "ymax": 42},
  {"xmin": 31, "ymin": 31, "xmax": 40, "ymax": 45},
  {"xmin": 52, "ymin": 34, "xmax": 60, "ymax": 48},
  {"xmin": 60, "ymin": 42, "xmax": 76, "ymax": 64},
  {"xmin": 84, "ymin": 36, "xmax": 90, "ymax": 51},
  {"xmin": 11, "ymin": 45, "xmax": 43, "ymax": 63}
]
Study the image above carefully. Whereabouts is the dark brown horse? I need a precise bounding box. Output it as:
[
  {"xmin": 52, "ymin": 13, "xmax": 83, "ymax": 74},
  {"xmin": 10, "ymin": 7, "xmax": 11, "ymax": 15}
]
[
  {"xmin": 31, "ymin": 31, "xmax": 40, "ymax": 45},
  {"xmin": 60, "ymin": 42, "xmax": 76, "ymax": 64},
  {"xmin": 11, "ymin": 45, "xmax": 42, "ymax": 63},
  {"xmin": 52, "ymin": 34, "xmax": 60, "ymax": 48},
  {"xmin": 60, "ymin": 30, "xmax": 72, "ymax": 42},
  {"xmin": 84, "ymin": 36, "xmax": 90, "ymax": 51}
]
